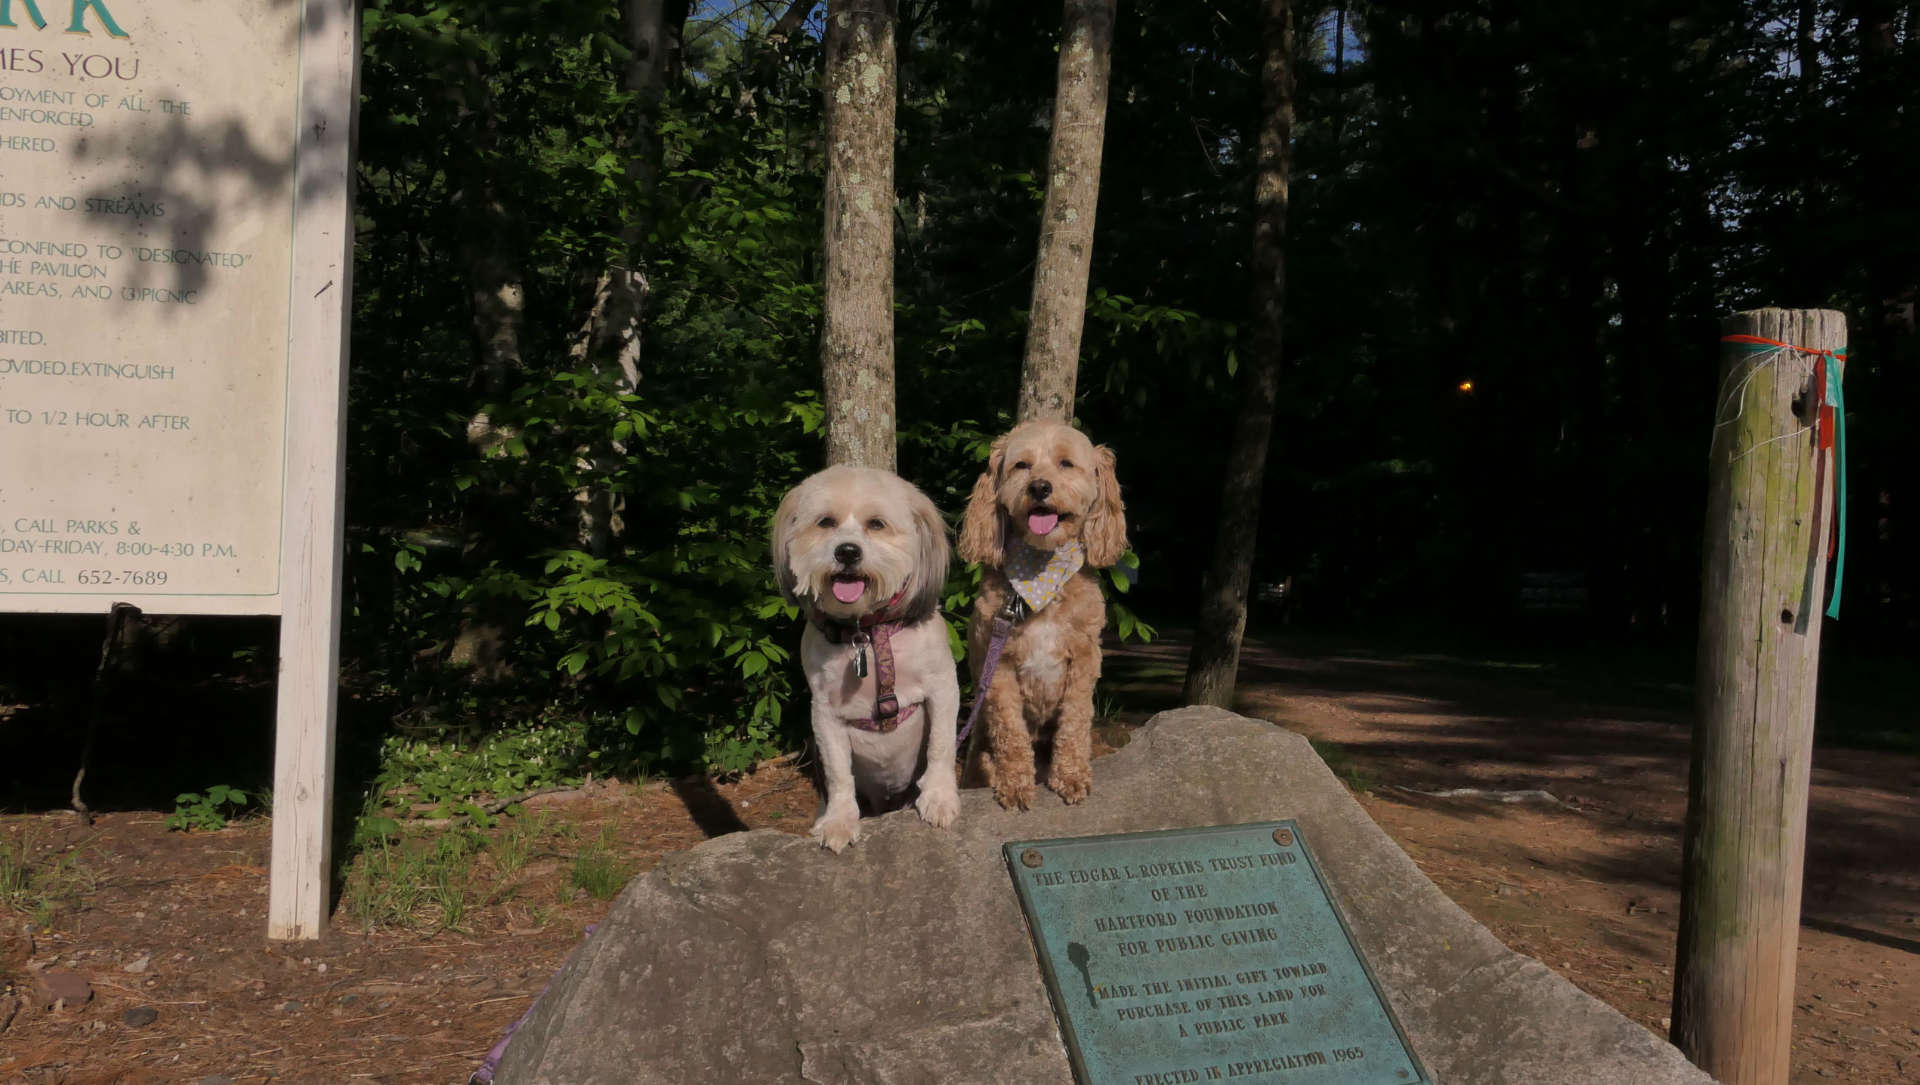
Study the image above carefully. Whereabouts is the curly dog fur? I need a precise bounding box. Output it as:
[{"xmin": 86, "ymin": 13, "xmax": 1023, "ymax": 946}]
[{"xmin": 957, "ymin": 421, "xmax": 1127, "ymax": 809}]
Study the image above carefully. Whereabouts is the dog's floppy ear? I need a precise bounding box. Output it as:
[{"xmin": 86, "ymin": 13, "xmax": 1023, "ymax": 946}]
[
  {"xmin": 901, "ymin": 480, "xmax": 951, "ymax": 624},
  {"xmin": 956, "ymin": 436, "xmax": 1007, "ymax": 566},
  {"xmin": 1083, "ymin": 444, "xmax": 1129, "ymax": 568},
  {"xmin": 770, "ymin": 479, "xmax": 806, "ymax": 604}
]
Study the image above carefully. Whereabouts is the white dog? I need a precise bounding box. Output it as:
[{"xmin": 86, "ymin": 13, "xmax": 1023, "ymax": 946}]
[{"xmin": 772, "ymin": 465, "xmax": 962, "ymax": 852}]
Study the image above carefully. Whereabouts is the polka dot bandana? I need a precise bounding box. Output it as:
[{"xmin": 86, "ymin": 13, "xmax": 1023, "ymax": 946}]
[{"xmin": 1005, "ymin": 539, "xmax": 1085, "ymax": 613}]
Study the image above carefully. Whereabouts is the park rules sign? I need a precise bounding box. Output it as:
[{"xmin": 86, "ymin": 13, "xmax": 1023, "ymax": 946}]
[
  {"xmin": 0, "ymin": 0, "xmax": 358, "ymax": 939},
  {"xmin": 0, "ymin": 0, "xmax": 342, "ymax": 613}
]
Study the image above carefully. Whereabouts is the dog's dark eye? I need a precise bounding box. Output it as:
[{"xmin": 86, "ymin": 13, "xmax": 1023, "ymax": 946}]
[
  {"xmin": 817, "ymin": 516, "xmax": 836, "ymax": 528},
  {"xmin": 1012, "ymin": 460, "xmax": 1030, "ymax": 471},
  {"xmin": 866, "ymin": 518, "xmax": 886, "ymax": 531},
  {"xmin": 1060, "ymin": 458, "xmax": 1074, "ymax": 469}
]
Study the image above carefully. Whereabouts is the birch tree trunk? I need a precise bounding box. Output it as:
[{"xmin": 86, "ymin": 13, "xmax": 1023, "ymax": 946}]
[
  {"xmin": 460, "ymin": 68, "xmax": 525, "ymax": 454},
  {"xmin": 1017, "ymin": 0, "xmax": 1117, "ymax": 424},
  {"xmin": 1182, "ymin": 0, "xmax": 1292, "ymax": 709},
  {"xmin": 450, "ymin": 63, "xmax": 526, "ymax": 677},
  {"xmin": 450, "ymin": 194, "xmax": 526, "ymax": 676},
  {"xmin": 572, "ymin": 0, "xmax": 689, "ymax": 554},
  {"xmin": 820, "ymin": 0, "xmax": 898, "ymax": 469},
  {"xmin": 574, "ymin": 0, "xmax": 686, "ymax": 388}
]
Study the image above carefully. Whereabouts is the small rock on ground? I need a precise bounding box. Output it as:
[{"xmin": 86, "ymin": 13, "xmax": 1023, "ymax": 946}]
[
  {"xmin": 33, "ymin": 970, "xmax": 91, "ymax": 1009},
  {"xmin": 123, "ymin": 1006, "xmax": 159, "ymax": 1028}
]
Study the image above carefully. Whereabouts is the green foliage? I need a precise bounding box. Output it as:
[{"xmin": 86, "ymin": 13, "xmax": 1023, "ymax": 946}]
[
  {"xmin": 373, "ymin": 720, "xmax": 589, "ymax": 818},
  {"xmin": 165, "ymin": 785, "xmax": 251, "ymax": 833},
  {"xmin": 351, "ymin": 1, "xmax": 829, "ymax": 778},
  {"xmin": 335, "ymin": 0, "xmax": 1920, "ymax": 807},
  {"xmin": 1102, "ymin": 551, "xmax": 1155, "ymax": 644}
]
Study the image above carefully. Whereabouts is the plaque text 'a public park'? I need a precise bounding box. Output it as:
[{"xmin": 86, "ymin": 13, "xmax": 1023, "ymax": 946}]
[{"xmin": 1006, "ymin": 823, "xmax": 1428, "ymax": 1085}]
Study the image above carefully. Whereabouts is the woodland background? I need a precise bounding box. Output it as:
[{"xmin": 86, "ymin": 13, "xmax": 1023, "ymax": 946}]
[{"xmin": 2, "ymin": 0, "xmax": 1916, "ymax": 808}]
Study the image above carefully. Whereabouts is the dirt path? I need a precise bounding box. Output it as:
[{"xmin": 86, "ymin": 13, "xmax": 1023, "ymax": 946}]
[
  {"xmin": 1104, "ymin": 634, "xmax": 1920, "ymax": 1083},
  {"xmin": 1, "ymin": 633, "xmax": 1914, "ymax": 1083}
]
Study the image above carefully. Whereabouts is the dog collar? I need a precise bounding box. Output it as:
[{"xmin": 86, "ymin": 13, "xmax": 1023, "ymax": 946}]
[
  {"xmin": 1004, "ymin": 539, "xmax": 1084, "ymax": 613},
  {"xmin": 810, "ymin": 590, "xmax": 921, "ymax": 733},
  {"xmin": 809, "ymin": 589, "xmax": 910, "ymax": 644}
]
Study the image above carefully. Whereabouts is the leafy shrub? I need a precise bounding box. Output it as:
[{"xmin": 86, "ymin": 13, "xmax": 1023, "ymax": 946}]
[{"xmin": 165, "ymin": 785, "xmax": 251, "ymax": 833}]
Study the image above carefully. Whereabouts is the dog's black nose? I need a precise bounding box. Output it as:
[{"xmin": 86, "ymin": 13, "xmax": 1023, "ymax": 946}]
[
  {"xmin": 834, "ymin": 542, "xmax": 862, "ymax": 565},
  {"xmin": 1028, "ymin": 479, "xmax": 1053, "ymax": 500}
]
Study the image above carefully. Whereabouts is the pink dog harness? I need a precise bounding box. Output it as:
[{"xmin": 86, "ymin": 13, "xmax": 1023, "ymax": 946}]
[{"xmin": 813, "ymin": 592, "xmax": 924, "ymax": 734}]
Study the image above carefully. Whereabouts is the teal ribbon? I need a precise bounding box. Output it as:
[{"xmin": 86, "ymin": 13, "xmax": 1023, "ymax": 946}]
[{"xmin": 1721, "ymin": 338, "xmax": 1847, "ymax": 620}]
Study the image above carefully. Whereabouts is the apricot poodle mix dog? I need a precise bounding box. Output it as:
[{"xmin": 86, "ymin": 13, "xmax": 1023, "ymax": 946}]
[
  {"xmin": 772, "ymin": 465, "xmax": 961, "ymax": 852},
  {"xmin": 957, "ymin": 420, "xmax": 1127, "ymax": 810}
]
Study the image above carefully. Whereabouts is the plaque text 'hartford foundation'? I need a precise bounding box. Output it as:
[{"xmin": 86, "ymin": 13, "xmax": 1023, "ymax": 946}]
[{"xmin": 1006, "ymin": 822, "xmax": 1428, "ymax": 1085}]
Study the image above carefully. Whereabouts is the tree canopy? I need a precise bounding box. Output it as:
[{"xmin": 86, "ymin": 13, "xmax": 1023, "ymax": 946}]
[{"xmin": 327, "ymin": 0, "xmax": 1917, "ymax": 773}]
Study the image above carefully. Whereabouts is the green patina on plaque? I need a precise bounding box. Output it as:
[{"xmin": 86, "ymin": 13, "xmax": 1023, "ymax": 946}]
[{"xmin": 1004, "ymin": 821, "xmax": 1429, "ymax": 1085}]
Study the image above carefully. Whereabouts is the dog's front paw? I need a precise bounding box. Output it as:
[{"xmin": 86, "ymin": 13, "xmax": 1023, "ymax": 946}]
[
  {"xmin": 1048, "ymin": 770, "xmax": 1091, "ymax": 805},
  {"xmin": 915, "ymin": 786, "xmax": 961, "ymax": 829},
  {"xmin": 993, "ymin": 780, "xmax": 1035, "ymax": 811},
  {"xmin": 810, "ymin": 812, "xmax": 861, "ymax": 853}
]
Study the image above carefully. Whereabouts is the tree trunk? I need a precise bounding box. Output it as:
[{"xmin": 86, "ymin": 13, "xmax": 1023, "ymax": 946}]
[
  {"xmin": 774, "ymin": 0, "xmax": 817, "ymax": 40},
  {"xmin": 465, "ymin": 180, "xmax": 524, "ymax": 445},
  {"xmin": 574, "ymin": 0, "xmax": 686, "ymax": 388},
  {"xmin": 820, "ymin": 0, "xmax": 899, "ymax": 469},
  {"xmin": 1332, "ymin": 6, "xmax": 1346, "ymax": 148},
  {"xmin": 451, "ymin": 205, "xmax": 526, "ymax": 677},
  {"xmin": 1182, "ymin": 0, "xmax": 1291, "ymax": 709},
  {"xmin": 572, "ymin": 0, "xmax": 689, "ymax": 555},
  {"xmin": 450, "ymin": 59, "xmax": 526, "ymax": 679},
  {"xmin": 1853, "ymin": 0, "xmax": 1916, "ymax": 634},
  {"xmin": 1673, "ymin": 309, "xmax": 1844, "ymax": 1085},
  {"xmin": 1017, "ymin": 0, "xmax": 1117, "ymax": 424},
  {"xmin": 1797, "ymin": 0, "xmax": 1820, "ymax": 95}
]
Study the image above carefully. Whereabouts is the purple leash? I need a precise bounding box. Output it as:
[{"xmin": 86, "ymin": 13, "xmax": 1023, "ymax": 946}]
[
  {"xmin": 471, "ymin": 923, "xmax": 598, "ymax": 1084},
  {"xmin": 958, "ymin": 596, "xmax": 1024, "ymax": 746}
]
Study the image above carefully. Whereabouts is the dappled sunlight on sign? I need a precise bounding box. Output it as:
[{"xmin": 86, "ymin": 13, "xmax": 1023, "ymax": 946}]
[{"xmin": 0, "ymin": 0, "xmax": 299, "ymax": 604}]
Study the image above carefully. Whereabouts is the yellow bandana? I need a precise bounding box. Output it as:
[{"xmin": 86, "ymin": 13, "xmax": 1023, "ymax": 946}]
[{"xmin": 1005, "ymin": 539, "xmax": 1085, "ymax": 613}]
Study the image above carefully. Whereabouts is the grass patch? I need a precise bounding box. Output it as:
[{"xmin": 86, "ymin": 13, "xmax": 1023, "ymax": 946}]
[
  {"xmin": 492, "ymin": 812, "xmax": 553, "ymax": 880},
  {"xmin": 338, "ymin": 809, "xmax": 599, "ymax": 930},
  {"xmin": 0, "ymin": 832, "xmax": 95, "ymax": 928},
  {"xmin": 568, "ymin": 833, "xmax": 630, "ymax": 902},
  {"xmin": 1311, "ymin": 739, "xmax": 1375, "ymax": 794},
  {"xmin": 341, "ymin": 830, "xmax": 482, "ymax": 931}
]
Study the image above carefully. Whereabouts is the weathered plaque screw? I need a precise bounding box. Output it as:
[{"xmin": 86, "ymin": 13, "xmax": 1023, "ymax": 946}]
[
  {"xmin": 1272, "ymin": 828, "xmax": 1294, "ymax": 847},
  {"xmin": 1397, "ymin": 1071, "xmax": 1410, "ymax": 1079},
  {"xmin": 1021, "ymin": 849, "xmax": 1043, "ymax": 868}
]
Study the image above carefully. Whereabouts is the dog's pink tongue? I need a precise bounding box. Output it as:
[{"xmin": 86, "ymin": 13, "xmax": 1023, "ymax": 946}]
[
  {"xmin": 831, "ymin": 578, "xmax": 867, "ymax": 604},
  {"xmin": 1028, "ymin": 512, "xmax": 1060, "ymax": 536}
]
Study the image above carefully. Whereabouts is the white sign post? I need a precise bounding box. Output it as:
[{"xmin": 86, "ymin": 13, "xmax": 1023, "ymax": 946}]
[{"xmin": 0, "ymin": 0, "xmax": 359, "ymax": 940}]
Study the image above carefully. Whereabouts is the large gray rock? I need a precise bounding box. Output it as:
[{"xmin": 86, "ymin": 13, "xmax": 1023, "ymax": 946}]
[{"xmin": 498, "ymin": 708, "xmax": 1712, "ymax": 1085}]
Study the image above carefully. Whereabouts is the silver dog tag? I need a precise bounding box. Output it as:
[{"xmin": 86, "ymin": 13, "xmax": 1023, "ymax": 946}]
[{"xmin": 852, "ymin": 633, "xmax": 870, "ymax": 678}]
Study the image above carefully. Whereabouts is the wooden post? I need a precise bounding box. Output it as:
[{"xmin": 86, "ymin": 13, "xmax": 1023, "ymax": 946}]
[
  {"xmin": 267, "ymin": 0, "xmax": 360, "ymax": 942},
  {"xmin": 1672, "ymin": 307, "xmax": 1844, "ymax": 1083}
]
